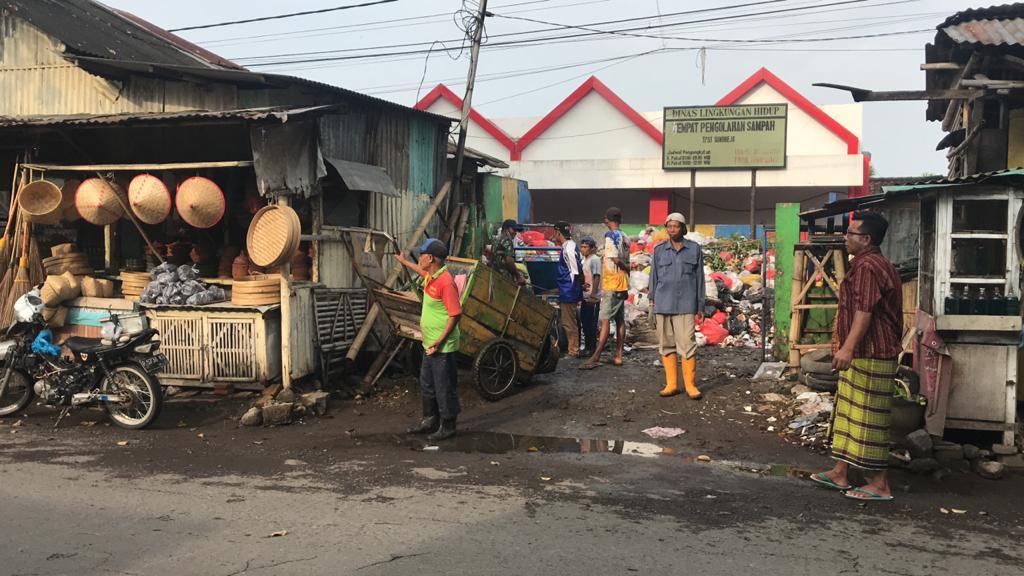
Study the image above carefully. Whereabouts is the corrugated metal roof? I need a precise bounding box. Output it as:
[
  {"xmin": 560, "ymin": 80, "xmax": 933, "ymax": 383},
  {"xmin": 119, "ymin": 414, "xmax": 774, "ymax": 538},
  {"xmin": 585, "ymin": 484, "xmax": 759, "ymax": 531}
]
[
  {"xmin": 939, "ymin": 4, "xmax": 1024, "ymax": 46},
  {"xmin": 65, "ymin": 56, "xmax": 454, "ymax": 124},
  {"xmin": 940, "ymin": 4, "xmax": 1024, "ymax": 28},
  {"xmin": 881, "ymin": 168, "xmax": 1024, "ymax": 193},
  {"xmin": 0, "ymin": 0, "xmax": 236, "ymax": 69},
  {"xmin": 0, "ymin": 104, "xmax": 343, "ymax": 128}
]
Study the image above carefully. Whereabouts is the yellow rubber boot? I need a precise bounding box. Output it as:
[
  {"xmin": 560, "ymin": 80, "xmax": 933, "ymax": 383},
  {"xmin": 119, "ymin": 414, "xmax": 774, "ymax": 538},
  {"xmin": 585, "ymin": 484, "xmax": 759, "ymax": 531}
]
[
  {"xmin": 682, "ymin": 356, "xmax": 702, "ymax": 400},
  {"xmin": 659, "ymin": 354, "xmax": 680, "ymax": 397}
]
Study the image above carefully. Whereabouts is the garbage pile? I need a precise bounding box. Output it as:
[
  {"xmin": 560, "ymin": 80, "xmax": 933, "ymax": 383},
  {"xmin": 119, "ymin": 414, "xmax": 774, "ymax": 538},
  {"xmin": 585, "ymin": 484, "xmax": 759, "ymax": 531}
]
[
  {"xmin": 139, "ymin": 262, "xmax": 227, "ymax": 305},
  {"xmin": 625, "ymin": 232, "xmax": 774, "ymax": 350}
]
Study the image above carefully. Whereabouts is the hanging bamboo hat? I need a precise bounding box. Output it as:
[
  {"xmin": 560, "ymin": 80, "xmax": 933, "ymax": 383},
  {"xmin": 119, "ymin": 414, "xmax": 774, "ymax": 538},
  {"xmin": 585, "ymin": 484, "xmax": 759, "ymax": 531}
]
[
  {"xmin": 128, "ymin": 173, "xmax": 172, "ymax": 225},
  {"xmin": 176, "ymin": 176, "xmax": 225, "ymax": 229},
  {"xmin": 75, "ymin": 178, "xmax": 125, "ymax": 226},
  {"xmin": 18, "ymin": 180, "xmax": 63, "ymax": 224},
  {"xmin": 60, "ymin": 179, "xmax": 81, "ymax": 222}
]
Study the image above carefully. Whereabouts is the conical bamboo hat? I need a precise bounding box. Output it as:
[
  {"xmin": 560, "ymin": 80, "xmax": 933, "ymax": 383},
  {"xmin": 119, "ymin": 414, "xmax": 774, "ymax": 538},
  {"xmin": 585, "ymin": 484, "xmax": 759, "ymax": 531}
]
[
  {"xmin": 128, "ymin": 173, "xmax": 172, "ymax": 225},
  {"xmin": 175, "ymin": 176, "xmax": 225, "ymax": 229},
  {"xmin": 75, "ymin": 178, "xmax": 125, "ymax": 226},
  {"xmin": 60, "ymin": 179, "xmax": 81, "ymax": 222}
]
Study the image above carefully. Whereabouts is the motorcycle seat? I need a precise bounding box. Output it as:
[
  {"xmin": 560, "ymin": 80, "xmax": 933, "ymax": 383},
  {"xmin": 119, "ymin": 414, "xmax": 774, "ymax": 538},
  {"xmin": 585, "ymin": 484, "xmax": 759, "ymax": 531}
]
[{"xmin": 64, "ymin": 337, "xmax": 109, "ymax": 354}]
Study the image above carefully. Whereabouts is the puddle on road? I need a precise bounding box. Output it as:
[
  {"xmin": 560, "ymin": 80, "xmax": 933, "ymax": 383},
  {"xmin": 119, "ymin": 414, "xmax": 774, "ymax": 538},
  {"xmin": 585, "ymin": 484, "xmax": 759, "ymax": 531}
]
[
  {"xmin": 362, "ymin": 430, "xmax": 676, "ymax": 458},
  {"xmin": 358, "ymin": 431, "xmax": 815, "ymax": 482}
]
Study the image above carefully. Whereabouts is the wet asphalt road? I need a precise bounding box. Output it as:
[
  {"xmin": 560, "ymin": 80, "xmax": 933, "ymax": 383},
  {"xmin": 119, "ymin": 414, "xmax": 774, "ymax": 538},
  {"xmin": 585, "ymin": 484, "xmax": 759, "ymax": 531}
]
[{"xmin": 2, "ymin": 425, "xmax": 1023, "ymax": 576}]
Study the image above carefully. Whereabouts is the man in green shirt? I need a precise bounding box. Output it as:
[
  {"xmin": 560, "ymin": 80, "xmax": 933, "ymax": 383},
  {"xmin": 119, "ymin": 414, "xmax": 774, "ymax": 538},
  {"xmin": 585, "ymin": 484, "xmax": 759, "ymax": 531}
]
[
  {"xmin": 397, "ymin": 239, "xmax": 463, "ymax": 441},
  {"xmin": 492, "ymin": 219, "xmax": 525, "ymax": 285}
]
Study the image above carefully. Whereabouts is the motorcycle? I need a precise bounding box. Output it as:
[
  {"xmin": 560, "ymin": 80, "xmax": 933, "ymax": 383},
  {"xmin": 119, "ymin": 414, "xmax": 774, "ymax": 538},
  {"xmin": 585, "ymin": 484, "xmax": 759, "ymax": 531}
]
[{"xmin": 0, "ymin": 290, "xmax": 167, "ymax": 429}]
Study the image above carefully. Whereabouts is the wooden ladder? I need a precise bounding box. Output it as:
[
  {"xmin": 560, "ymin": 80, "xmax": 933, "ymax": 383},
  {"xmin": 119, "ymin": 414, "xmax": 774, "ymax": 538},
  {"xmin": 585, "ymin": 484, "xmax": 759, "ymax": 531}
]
[{"xmin": 787, "ymin": 242, "xmax": 847, "ymax": 368}]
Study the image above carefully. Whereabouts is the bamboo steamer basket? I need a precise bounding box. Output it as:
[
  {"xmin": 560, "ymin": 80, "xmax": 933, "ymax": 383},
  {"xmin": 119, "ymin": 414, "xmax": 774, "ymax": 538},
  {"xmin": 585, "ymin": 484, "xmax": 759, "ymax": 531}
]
[
  {"xmin": 176, "ymin": 176, "xmax": 226, "ymax": 229},
  {"xmin": 99, "ymin": 278, "xmax": 115, "ymax": 298},
  {"xmin": 246, "ymin": 205, "xmax": 300, "ymax": 269},
  {"xmin": 128, "ymin": 173, "xmax": 172, "ymax": 225},
  {"xmin": 60, "ymin": 179, "xmax": 81, "ymax": 222},
  {"xmin": 76, "ymin": 178, "xmax": 125, "ymax": 226},
  {"xmin": 19, "ymin": 180, "xmax": 63, "ymax": 224},
  {"xmin": 50, "ymin": 243, "xmax": 77, "ymax": 257},
  {"xmin": 41, "ymin": 275, "xmax": 73, "ymax": 306},
  {"xmin": 119, "ymin": 271, "xmax": 151, "ymax": 297},
  {"xmin": 231, "ymin": 274, "xmax": 282, "ymax": 306},
  {"xmin": 43, "ymin": 306, "xmax": 68, "ymax": 328},
  {"xmin": 42, "ymin": 253, "xmax": 91, "ymax": 276}
]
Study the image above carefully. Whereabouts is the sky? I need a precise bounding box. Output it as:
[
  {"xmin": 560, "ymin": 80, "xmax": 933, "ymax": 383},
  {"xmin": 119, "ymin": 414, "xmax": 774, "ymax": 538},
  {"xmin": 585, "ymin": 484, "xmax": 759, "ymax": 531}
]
[{"xmin": 102, "ymin": 0, "xmax": 978, "ymax": 177}]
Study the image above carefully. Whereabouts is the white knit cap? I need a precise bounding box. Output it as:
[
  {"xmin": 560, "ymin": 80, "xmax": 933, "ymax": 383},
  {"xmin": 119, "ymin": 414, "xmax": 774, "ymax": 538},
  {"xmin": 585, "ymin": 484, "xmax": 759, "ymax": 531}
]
[{"xmin": 666, "ymin": 212, "xmax": 686, "ymax": 225}]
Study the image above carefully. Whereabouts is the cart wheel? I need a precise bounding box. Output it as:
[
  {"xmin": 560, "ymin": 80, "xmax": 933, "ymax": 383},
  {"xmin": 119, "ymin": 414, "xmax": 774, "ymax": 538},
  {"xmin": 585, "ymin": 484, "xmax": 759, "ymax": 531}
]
[
  {"xmin": 535, "ymin": 328, "xmax": 560, "ymax": 375},
  {"xmin": 473, "ymin": 339, "xmax": 519, "ymax": 401}
]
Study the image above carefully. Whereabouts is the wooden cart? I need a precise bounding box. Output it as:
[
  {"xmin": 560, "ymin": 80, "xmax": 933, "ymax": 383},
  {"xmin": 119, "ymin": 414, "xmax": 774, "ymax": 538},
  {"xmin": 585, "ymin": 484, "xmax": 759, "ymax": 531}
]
[{"xmin": 366, "ymin": 256, "xmax": 559, "ymax": 401}]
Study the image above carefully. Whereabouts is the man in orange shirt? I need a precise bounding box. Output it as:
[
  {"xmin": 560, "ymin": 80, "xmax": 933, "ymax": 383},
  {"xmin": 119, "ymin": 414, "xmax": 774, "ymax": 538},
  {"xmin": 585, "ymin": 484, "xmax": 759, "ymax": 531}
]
[{"xmin": 397, "ymin": 239, "xmax": 463, "ymax": 441}]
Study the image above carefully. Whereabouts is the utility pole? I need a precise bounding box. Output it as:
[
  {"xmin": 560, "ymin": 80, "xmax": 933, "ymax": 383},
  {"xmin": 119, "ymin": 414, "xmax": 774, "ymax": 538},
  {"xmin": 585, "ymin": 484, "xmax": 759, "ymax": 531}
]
[{"xmin": 449, "ymin": 0, "xmax": 488, "ymax": 253}]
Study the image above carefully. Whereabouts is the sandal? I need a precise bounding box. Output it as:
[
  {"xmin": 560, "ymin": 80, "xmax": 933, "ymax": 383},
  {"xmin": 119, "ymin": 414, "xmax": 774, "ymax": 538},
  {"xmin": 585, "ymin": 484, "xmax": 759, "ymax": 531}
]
[
  {"xmin": 844, "ymin": 487, "xmax": 893, "ymax": 501},
  {"xmin": 578, "ymin": 360, "xmax": 601, "ymax": 370},
  {"xmin": 612, "ymin": 358, "xmax": 624, "ymax": 367},
  {"xmin": 809, "ymin": 472, "xmax": 852, "ymax": 491}
]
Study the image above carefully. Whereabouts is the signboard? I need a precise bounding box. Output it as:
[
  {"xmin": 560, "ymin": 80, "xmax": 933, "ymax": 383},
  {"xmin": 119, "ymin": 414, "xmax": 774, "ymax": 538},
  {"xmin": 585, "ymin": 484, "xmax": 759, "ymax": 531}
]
[{"xmin": 662, "ymin": 104, "xmax": 788, "ymax": 170}]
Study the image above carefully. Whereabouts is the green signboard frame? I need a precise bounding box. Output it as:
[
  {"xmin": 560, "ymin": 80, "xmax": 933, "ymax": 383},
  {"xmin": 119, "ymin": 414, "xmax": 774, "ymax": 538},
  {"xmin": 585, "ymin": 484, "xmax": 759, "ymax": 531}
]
[{"xmin": 662, "ymin": 104, "xmax": 788, "ymax": 170}]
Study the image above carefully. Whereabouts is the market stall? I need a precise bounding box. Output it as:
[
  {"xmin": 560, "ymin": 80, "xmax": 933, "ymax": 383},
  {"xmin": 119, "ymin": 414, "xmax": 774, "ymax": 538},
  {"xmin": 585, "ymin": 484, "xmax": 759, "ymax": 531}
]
[{"xmin": 6, "ymin": 159, "xmax": 317, "ymax": 391}]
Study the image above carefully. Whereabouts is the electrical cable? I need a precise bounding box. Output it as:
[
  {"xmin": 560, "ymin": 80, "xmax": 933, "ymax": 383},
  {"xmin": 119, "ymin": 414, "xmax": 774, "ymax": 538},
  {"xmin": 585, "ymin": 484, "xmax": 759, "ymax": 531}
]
[{"xmin": 168, "ymin": 0, "xmax": 400, "ymax": 33}]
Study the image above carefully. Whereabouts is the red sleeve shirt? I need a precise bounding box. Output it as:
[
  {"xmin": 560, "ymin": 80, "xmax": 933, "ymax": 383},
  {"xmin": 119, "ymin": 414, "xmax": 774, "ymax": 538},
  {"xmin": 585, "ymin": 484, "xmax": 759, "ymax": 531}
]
[{"xmin": 423, "ymin": 270, "xmax": 462, "ymax": 317}]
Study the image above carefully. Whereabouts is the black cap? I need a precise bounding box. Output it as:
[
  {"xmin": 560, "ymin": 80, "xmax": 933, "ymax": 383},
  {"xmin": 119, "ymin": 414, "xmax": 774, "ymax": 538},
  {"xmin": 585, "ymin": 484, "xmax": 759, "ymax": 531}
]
[
  {"xmin": 415, "ymin": 239, "xmax": 449, "ymax": 259},
  {"xmin": 554, "ymin": 221, "xmax": 572, "ymax": 239},
  {"xmin": 580, "ymin": 236, "xmax": 596, "ymax": 247},
  {"xmin": 604, "ymin": 207, "xmax": 622, "ymax": 222},
  {"xmin": 501, "ymin": 219, "xmax": 523, "ymax": 232}
]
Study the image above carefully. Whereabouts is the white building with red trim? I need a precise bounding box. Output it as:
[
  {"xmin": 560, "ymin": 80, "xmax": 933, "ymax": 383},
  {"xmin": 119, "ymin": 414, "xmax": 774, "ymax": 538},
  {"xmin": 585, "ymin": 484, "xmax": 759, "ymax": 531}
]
[{"xmin": 416, "ymin": 68, "xmax": 868, "ymax": 230}]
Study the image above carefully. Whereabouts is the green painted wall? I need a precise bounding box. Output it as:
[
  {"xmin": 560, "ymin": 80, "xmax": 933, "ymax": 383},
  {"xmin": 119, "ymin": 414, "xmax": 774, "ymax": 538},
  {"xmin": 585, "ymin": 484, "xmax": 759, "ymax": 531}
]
[
  {"xmin": 408, "ymin": 117, "xmax": 435, "ymax": 196},
  {"xmin": 482, "ymin": 174, "xmax": 505, "ymax": 224},
  {"xmin": 773, "ymin": 203, "xmax": 800, "ymax": 361}
]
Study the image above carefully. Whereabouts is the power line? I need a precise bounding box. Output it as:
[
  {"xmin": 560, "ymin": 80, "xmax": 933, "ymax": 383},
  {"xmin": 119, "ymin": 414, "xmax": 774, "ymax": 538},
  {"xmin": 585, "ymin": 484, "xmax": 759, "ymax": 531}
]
[
  {"xmin": 168, "ymin": 0, "xmax": 400, "ymax": 33},
  {"xmin": 232, "ymin": 0, "xmax": 795, "ymax": 61},
  {"xmin": 199, "ymin": 0, "xmax": 613, "ymax": 47},
  {"xmin": 489, "ymin": 6, "xmax": 931, "ymax": 44},
  {"xmin": 236, "ymin": 0, "xmax": 919, "ymax": 66}
]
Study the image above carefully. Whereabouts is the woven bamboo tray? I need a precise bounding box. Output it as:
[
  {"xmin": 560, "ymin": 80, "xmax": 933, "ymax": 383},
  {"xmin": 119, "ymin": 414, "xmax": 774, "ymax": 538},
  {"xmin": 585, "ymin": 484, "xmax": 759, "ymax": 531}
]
[
  {"xmin": 19, "ymin": 180, "xmax": 63, "ymax": 224},
  {"xmin": 246, "ymin": 206, "xmax": 300, "ymax": 268}
]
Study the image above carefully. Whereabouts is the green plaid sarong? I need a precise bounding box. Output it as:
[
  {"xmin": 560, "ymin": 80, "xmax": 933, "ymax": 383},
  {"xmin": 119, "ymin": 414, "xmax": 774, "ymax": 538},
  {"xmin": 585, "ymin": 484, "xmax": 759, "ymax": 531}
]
[{"xmin": 829, "ymin": 357, "xmax": 898, "ymax": 470}]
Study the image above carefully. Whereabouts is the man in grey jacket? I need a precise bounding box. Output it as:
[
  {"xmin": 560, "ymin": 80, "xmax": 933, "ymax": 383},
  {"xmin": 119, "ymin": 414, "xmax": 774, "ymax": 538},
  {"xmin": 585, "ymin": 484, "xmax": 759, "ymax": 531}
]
[{"xmin": 648, "ymin": 212, "xmax": 705, "ymax": 399}]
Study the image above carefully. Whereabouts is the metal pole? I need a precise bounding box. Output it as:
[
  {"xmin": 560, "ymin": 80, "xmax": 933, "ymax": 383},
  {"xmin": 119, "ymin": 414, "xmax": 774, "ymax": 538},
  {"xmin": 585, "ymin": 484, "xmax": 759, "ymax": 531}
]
[
  {"xmin": 689, "ymin": 169, "xmax": 696, "ymax": 228},
  {"xmin": 450, "ymin": 0, "xmax": 489, "ymax": 240},
  {"xmin": 749, "ymin": 169, "xmax": 757, "ymax": 239}
]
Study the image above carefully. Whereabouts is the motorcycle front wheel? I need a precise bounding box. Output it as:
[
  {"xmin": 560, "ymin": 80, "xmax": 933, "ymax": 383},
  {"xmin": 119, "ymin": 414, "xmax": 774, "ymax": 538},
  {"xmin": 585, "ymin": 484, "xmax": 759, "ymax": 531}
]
[
  {"xmin": 0, "ymin": 369, "xmax": 33, "ymax": 417},
  {"xmin": 103, "ymin": 364, "xmax": 163, "ymax": 430}
]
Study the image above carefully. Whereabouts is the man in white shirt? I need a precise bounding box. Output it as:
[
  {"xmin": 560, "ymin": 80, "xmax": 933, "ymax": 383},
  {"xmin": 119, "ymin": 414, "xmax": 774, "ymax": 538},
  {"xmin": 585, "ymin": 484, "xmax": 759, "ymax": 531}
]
[{"xmin": 554, "ymin": 221, "xmax": 584, "ymax": 358}]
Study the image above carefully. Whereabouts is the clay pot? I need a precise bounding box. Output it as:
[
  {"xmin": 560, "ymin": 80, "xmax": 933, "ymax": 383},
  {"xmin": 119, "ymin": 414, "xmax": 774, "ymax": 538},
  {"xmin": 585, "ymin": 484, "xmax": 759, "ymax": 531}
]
[{"xmin": 232, "ymin": 251, "xmax": 251, "ymax": 280}]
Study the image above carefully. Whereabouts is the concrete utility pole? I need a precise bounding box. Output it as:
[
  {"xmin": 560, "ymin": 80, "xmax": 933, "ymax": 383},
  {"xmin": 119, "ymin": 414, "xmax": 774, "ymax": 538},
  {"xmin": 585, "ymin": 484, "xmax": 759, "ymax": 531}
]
[{"xmin": 449, "ymin": 0, "xmax": 488, "ymax": 246}]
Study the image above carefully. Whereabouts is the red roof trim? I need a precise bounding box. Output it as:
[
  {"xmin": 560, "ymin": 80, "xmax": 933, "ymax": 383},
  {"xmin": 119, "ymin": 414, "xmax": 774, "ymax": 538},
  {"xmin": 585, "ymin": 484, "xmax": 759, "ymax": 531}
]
[
  {"xmin": 514, "ymin": 76, "xmax": 662, "ymax": 160},
  {"xmin": 415, "ymin": 84, "xmax": 517, "ymax": 153},
  {"xmin": 717, "ymin": 67, "xmax": 859, "ymax": 155}
]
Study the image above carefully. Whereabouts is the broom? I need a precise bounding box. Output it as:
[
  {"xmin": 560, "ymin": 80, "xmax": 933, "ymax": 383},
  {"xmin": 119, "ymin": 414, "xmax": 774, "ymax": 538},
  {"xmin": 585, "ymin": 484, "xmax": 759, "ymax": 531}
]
[
  {"xmin": 0, "ymin": 165, "xmax": 25, "ymax": 277},
  {"xmin": 27, "ymin": 232, "xmax": 44, "ymax": 286},
  {"xmin": 0, "ymin": 221, "xmax": 31, "ymax": 328}
]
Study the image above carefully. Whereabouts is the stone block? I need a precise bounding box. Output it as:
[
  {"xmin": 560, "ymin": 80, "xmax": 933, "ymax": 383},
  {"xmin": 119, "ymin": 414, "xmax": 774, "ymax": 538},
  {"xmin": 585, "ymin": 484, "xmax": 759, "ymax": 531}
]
[
  {"xmin": 933, "ymin": 442, "xmax": 964, "ymax": 463},
  {"xmin": 300, "ymin": 392, "xmax": 330, "ymax": 416},
  {"xmin": 904, "ymin": 429, "xmax": 934, "ymax": 459},
  {"xmin": 996, "ymin": 453, "xmax": 1024, "ymax": 470},
  {"xmin": 240, "ymin": 406, "xmax": 262, "ymax": 427},
  {"xmin": 276, "ymin": 388, "xmax": 297, "ymax": 404},
  {"xmin": 907, "ymin": 458, "xmax": 939, "ymax": 474},
  {"xmin": 262, "ymin": 402, "xmax": 293, "ymax": 426},
  {"xmin": 991, "ymin": 443, "xmax": 1019, "ymax": 456},
  {"xmin": 963, "ymin": 444, "xmax": 981, "ymax": 461},
  {"xmin": 974, "ymin": 460, "xmax": 1006, "ymax": 480}
]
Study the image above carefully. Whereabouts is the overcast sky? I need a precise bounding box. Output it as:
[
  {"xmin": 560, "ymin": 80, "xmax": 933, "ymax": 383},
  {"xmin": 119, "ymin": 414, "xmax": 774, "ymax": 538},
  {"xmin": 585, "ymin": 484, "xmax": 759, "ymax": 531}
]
[{"xmin": 104, "ymin": 0, "xmax": 977, "ymax": 177}]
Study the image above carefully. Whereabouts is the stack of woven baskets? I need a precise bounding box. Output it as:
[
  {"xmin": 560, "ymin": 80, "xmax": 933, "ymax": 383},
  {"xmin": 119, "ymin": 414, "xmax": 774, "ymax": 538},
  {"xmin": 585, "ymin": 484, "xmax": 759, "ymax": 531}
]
[
  {"xmin": 230, "ymin": 205, "xmax": 302, "ymax": 307},
  {"xmin": 119, "ymin": 271, "xmax": 151, "ymax": 301},
  {"xmin": 42, "ymin": 243, "xmax": 92, "ymax": 276}
]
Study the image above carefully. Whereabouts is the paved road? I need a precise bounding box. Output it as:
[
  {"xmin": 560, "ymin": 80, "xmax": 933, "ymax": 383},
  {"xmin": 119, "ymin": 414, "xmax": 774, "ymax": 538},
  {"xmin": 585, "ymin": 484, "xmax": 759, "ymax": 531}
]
[{"xmin": 2, "ymin": 429, "xmax": 1022, "ymax": 576}]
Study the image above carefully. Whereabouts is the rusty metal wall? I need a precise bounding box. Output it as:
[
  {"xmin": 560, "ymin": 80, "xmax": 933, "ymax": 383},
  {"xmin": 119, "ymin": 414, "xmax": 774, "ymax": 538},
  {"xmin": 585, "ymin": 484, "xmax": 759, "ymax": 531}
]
[{"xmin": 0, "ymin": 14, "xmax": 237, "ymax": 116}]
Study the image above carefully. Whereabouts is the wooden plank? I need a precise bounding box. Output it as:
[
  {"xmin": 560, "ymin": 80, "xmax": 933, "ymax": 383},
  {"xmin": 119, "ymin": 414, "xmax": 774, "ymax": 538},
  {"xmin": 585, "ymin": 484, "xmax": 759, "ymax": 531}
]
[
  {"xmin": 24, "ymin": 160, "xmax": 254, "ymax": 171},
  {"xmin": 935, "ymin": 315, "xmax": 1021, "ymax": 332},
  {"xmin": 793, "ymin": 304, "xmax": 839, "ymax": 310}
]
